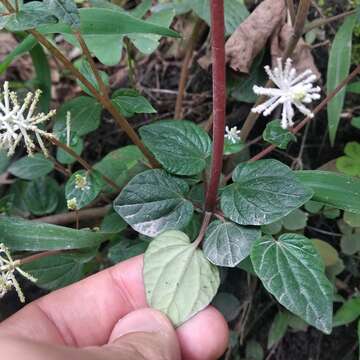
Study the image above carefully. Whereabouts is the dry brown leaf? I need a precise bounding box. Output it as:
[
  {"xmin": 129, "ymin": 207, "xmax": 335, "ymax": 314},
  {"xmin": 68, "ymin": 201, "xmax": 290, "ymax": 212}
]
[
  {"xmin": 225, "ymin": 0, "xmax": 286, "ymax": 73},
  {"xmin": 271, "ymin": 23, "xmax": 321, "ymax": 79}
]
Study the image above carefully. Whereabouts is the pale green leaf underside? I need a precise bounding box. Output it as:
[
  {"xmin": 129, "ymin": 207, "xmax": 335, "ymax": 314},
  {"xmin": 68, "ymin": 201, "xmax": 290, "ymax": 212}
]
[
  {"xmin": 144, "ymin": 230, "xmax": 220, "ymax": 326},
  {"xmin": 140, "ymin": 120, "xmax": 212, "ymax": 176},
  {"xmin": 203, "ymin": 220, "xmax": 261, "ymax": 267},
  {"xmin": 221, "ymin": 159, "xmax": 313, "ymax": 225},
  {"xmin": 251, "ymin": 234, "xmax": 333, "ymax": 334},
  {"xmin": 113, "ymin": 169, "xmax": 193, "ymax": 237}
]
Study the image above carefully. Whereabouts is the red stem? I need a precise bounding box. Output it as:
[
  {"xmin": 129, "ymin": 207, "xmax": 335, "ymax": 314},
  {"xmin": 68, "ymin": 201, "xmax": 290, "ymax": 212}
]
[{"xmin": 204, "ymin": 0, "xmax": 226, "ymax": 211}]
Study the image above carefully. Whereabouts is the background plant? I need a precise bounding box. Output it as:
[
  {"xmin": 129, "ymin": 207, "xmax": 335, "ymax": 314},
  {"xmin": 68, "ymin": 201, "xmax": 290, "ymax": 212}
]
[{"xmin": 0, "ymin": 0, "xmax": 360, "ymax": 359}]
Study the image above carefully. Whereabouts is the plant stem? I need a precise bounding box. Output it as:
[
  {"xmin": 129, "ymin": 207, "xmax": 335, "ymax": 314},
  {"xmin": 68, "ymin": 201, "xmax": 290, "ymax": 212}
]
[
  {"xmin": 125, "ymin": 38, "xmax": 137, "ymax": 89},
  {"xmin": 18, "ymin": 250, "xmax": 63, "ymax": 266},
  {"xmin": 74, "ymin": 31, "xmax": 109, "ymax": 97},
  {"xmin": 240, "ymin": 0, "xmax": 311, "ymax": 142},
  {"xmin": 51, "ymin": 137, "xmax": 121, "ymax": 192},
  {"xmin": 194, "ymin": 211, "xmax": 212, "ymax": 247},
  {"xmin": 304, "ymin": 9, "xmax": 357, "ymax": 33},
  {"xmin": 249, "ymin": 63, "xmax": 360, "ymax": 162},
  {"xmin": 1, "ymin": 0, "xmax": 159, "ymax": 168},
  {"xmin": 204, "ymin": 0, "xmax": 226, "ymax": 212},
  {"xmin": 34, "ymin": 205, "xmax": 110, "ymax": 225},
  {"xmin": 174, "ymin": 18, "xmax": 206, "ymax": 119}
]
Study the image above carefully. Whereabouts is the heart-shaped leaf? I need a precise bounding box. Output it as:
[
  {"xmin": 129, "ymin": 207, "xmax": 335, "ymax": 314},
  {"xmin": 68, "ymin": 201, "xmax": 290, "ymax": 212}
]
[
  {"xmin": 203, "ymin": 220, "xmax": 261, "ymax": 267},
  {"xmin": 221, "ymin": 160, "xmax": 313, "ymax": 225},
  {"xmin": 139, "ymin": 120, "xmax": 212, "ymax": 176},
  {"xmin": 144, "ymin": 230, "xmax": 220, "ymax": 326},
  {"xmin": 113, "ymin": 169, "xmax": 193, "ymax": 236},
  {"xmin": 251, "ymin": 233, "xmax": 333, "ymax": 334}
]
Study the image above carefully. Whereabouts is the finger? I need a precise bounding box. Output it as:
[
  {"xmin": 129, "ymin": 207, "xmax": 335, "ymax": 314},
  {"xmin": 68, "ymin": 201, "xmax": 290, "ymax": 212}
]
[
  {"xmin": 0, "ymin": 255, "xmax": 146, "ymax": 346},
  {"xmin": 177, "ymin": 306, "xmax": 229, "ymax": 360},
  {"xmin": 0, "ymin": 309, "xmax": 180, "ymax": 360}
]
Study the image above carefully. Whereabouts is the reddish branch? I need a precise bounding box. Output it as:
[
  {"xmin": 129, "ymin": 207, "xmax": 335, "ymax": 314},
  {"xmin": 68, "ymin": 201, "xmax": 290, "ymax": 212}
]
[{"xmin": 204, "ymin": 0, "xmax": 226, "ymax": 211}]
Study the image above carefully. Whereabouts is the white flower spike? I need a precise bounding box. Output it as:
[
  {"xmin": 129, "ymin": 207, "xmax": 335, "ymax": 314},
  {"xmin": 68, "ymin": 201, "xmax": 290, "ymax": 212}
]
[
  {"xmin": 0, "ymin": 243, "xmax": 37, "ymax": 303},
  {"xmin": 0, "ymin": 82, "xmax": 56, "ymax": 156},
  {"xmin": 225, "ymin": 126, "xmax": 241, "ymax": 144},
  {"xmin": 252, "ymin": 58, "xmax": 321, "ymax": 129}
]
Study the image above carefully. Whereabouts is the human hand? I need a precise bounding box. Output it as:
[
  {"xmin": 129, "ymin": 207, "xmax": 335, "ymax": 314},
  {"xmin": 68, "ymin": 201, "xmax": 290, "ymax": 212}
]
[{"xmin": 0, "ymin": 255, "xmax": 229, "ymax": 360}]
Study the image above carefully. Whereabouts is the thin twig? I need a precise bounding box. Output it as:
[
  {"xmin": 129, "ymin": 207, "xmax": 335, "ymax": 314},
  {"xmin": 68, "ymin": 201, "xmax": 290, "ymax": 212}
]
[
  {"xmin": 33, "ymin": 205, "xmax": 110, "ymax": 225},
  {"xmin": 50, "ymin": 137, "xmax": 121, "ymax": 192},
  {"xmin": 240, "ymin": 0, "xmax": 311, "ymax": 141},
  {"xmin": 175, "ymin": 19, "xmax": 206, "ymax": 118},
  {"xmin": 18, "ymin": 250, "xmax": 63, "ymax": 266},
  {"xmin": 193, "ymin": 211, "xmax": 212, "ymax": 247},
  {"xmin": 304, "ymin": 9, "xmax": 357, "ymax": 33},
  {"xmin": 74, "ymin": 31, "xmax": 109, "ymax": 97}
]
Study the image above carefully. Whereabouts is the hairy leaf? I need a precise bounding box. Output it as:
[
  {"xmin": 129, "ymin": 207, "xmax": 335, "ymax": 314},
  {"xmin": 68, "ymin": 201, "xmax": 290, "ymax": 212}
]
[
  {"xmin": 140, "ymin": 120, "xmax": 212, "ymax": 176},
  {"xmin": 203, "ymin": 220, "xmax": 261, "ymax": 267},
  {"xmin": 221, "ymin": 160, "xmax": 313, "ymax": 225},
  {"xmin": 251, "ymin": 234, "xmax": 333, "ymax": 333},
  {"xmin": 113, "ymin": 169, "xmax": 193, "ymax": 236},
  {"xmin": 44, "ymin": 0, "xmax": 80, "ymax": 28},
  {"xmin": 144, "ymin": 230, "xmax": 220, "ymax": 326}
]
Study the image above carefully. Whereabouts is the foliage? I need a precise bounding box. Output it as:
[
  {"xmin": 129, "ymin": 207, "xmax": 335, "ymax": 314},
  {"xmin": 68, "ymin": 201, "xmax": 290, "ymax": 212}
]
[{"xmin": 0, "ymin": 0, "xmax": 359, "ymax": 358}]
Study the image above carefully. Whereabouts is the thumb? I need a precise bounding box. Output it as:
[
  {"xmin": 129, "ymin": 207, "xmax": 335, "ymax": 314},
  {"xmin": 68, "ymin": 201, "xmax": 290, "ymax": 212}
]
[{"xmin": 104, "ymin": 309, "xmax": 181, "ymax": 360}]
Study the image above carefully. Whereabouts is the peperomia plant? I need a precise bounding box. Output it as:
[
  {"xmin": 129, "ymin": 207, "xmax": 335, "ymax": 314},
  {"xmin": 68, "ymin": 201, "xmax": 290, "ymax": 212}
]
[{"xmin": 0, "ymin": 0, "xmax": 360, "ymax": 356}]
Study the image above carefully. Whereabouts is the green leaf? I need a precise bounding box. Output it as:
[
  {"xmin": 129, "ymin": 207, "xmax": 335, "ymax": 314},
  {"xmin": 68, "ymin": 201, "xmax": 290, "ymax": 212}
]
[
  {"xmin": 190, "ymin": 0, "xmax": 248, "ymax": 35},
  {"xmin": 113, "ymin": 169, "xmax": 193, "ymax": 237},
  {"xmin": 44, "ymin": 0, "xmax": 80, "ymax": 28},
  {"xmin": 76, "ymin": 58, "xmax": 109, "ymax": 96},
  {"xmin": 281, "ymin": 209, "xmax": 308, "ymax": 231},
  {"xmin": 139, "ymin": 120, "xmax": 212, "ymax": 176},
  {"xmin": 94, "ymin": 145, "xmax": 146, "ymax": 191},
  {"xmin": 0, "ymin": 35, "xmax": 37, "ymax": 75},
  {"xmin": 221, "ymin": 160, "xmax": 313, "ymax": 225},
  {"xmin": 251, "ymin": 234, "xmax": 333, "ymax": 334},
  {"xmin": 0, "ymin": 216, "xmax": 110, "ymax": 250},
  {"xmin": 326, "ymin": 14, "xmax": 357, "ymax": 145},
  {"xmin": 296, "ymin": 170, "xmax": 360, "ymax": 214},
  {"xmin": 263, "ymin": 119, "xmax": 297, "ymax": 149},
  {"xmin": 223, "ymin": 138, "xmax": 245, "ymax": 155},
  {"xmin": 333, "ymin": 297, "xmax": 360, "ymax": 327},
  {"xmin": 6, "ymin": 2, "xmax": 57, "ymax": 31},
  {"xmin": 0, "ymin": 150, "xmax": 10, "ymax": 173},
  {"xmin": 108, "ymin": 238, "xmax": 148, "ymax": 263},
  {"xmin": 144, "ymin": 230, "xmax": 220, "ymax": 326},
  {"xmin": 245, "ymin": 340, "xmax": 264, "ymax": 360},
  {"xmin": 351, "ymin": 116, "xmax": 360, "ymax": 129},
  {"xmin": 56, "ymin": 133, "xmax": 84, "ymax": 165},
  {"xmin": 30, "ymin": 44, "xmax": 51, "ymax": 112},
  {"xmin": 344, "ymin": 211, "xmax": 360, "ymax": 227},
  {"xmin": 313, "ymin": 239, "xmax": 339, "ymax": 267},
  {"xmin": 8, "ymin": 154, "xmax": 54, "ymax": 180},
  {"xmin": 347, "ymin": 81, "xmax": 360, "ymax": 94},
  {"xmin": 100, "ymin": 210, "xmax": 127, "ymax": 233},
  {"xmin": 212, "ymin": 292, "xmax": 241, "ymax": 322},
  {"xmin": 203, "ymin": 220, "xmax": 260, "ymax": 267},
  {"xmin": 112, "ymin": 89, "xmax": 156, "ymax": 117},
  {"xmin": 267, "ymin": 312, "xmax": 288, "ymax": 349},
  {"xmin": 53, "ymin": 96, "xmax": 102, "ymax": 136},
  {"xmin": 336, "ymin": 142, "xmax": 360, "ymax": 177},
  {"xmin": 24, "ymin": 177, "xmax": 59, "ymax": 215},
  {"xmin": 22, "ymin": 250, "xmax": 97, "ymax": 290},
  {"xmin": 38, "ymin": 8, "xmax": 180, "ymax": 37},
  {"xmin": 128, "ymin": 9, "xmax": 175, "ymax": 54},
  {"xmin": 65, "ymin": 170, "xmax": 104, "ymax": 210}
]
